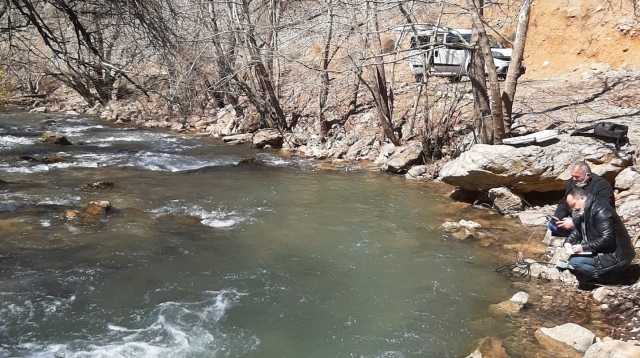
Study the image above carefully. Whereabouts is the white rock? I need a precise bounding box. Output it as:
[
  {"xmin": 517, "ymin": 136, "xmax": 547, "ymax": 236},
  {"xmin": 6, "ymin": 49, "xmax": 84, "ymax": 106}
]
[
  {"xmin": 539, "ymin": 323, "xmax": 595, "ymax": 353},
  {"xmin": 584, "ymin": 340, "xmax": 640, "ymax": 358},
  {"xmin": 593, "ymin": 287, "xmax": 608, "ymax": 303},
  {"xmin": 510, "ymin": 292, "xmax": 529, "ymax": 305},
  {"xmin": 459, "ymin": 219, "xmax": 481, "ymax": 229}
]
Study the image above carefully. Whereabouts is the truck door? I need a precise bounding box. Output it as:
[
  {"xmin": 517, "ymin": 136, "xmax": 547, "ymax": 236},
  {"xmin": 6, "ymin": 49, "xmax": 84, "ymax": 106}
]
[{"xmin": 441, "ymin": 34, "xmax": 468, "ymax": 75}]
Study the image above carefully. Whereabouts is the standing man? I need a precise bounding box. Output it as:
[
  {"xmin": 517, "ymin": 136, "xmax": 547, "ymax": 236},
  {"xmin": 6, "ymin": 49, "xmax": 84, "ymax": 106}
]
[
  {"xmin": 563, "ymin": 188, "xmax": 635, "ymax": 283},
  {"xmin": 549, "ymin": 161, "xmax": 615, "ymax": 236}
]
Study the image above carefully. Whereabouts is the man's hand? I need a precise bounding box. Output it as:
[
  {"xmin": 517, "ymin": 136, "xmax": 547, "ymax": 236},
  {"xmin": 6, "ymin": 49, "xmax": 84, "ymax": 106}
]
[
  {"xmin": 571, "ymin": 244, "xmax": 584, "ymax": 253},
  {"xmin": 564, "ymin": 243, "xmax": 573, "ymax": 254},
  {"xmin": 556, "ymin": 217, "xmax": 574, "ymax": 230}
]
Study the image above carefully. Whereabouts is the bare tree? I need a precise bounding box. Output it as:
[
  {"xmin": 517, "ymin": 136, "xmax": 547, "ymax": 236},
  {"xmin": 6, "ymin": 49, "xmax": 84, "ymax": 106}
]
[
  {"xmin": 501, "ymin": 0, "xmax": 531, "ymax": 127},
  {"xmin": 465, "ymin": 0, "xmax": 505, "ymax": 144},
  {"xmin": 3, "ymin": 0, "xmax": 177, "ymax": 105}
]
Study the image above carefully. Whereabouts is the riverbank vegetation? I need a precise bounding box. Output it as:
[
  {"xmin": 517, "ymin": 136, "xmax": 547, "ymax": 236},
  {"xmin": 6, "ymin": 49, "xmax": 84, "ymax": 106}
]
[{"xmin": 0, "ymin": 0, "xmax": 539, "ymax": 159}]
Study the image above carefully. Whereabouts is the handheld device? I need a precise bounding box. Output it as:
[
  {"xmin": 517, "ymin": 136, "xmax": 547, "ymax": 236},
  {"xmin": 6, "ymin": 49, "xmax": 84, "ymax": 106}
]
[{"xmin": 545, "ymin": 215, "xmax": 560, "ymax": 223}]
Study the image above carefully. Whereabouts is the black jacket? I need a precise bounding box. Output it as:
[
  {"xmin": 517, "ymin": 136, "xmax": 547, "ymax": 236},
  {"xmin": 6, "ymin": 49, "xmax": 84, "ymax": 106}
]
[
  {"xmin": 564, "ymin": 194, "xmax": 635, "ymax": 278},
  {"xmin": 554, "ymin": 173, "xmax": 614, "ymax": 222}
]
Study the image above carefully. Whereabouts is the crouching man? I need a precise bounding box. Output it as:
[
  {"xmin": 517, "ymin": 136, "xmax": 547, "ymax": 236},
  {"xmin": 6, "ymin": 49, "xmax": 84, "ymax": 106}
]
[{"xmin": 563, "ymin": 187, "xmax": 635, "ymax": 283}]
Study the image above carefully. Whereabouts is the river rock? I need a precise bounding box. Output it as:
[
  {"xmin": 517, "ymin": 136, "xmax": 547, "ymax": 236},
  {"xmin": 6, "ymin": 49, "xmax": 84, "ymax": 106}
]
[
  {"xmin": 464, "ymin": 337, "xmax": 509, "ymax": 358},
  {"xmin": 489, "ymin": 291, "xmax": 528, "ymax": 315},
  {"xmin": 30, "ymin": 106, "xmax": 48, "ymax": 113},
  {"xmin": 344, "ymin": 135, "xmax": 376, "ymax": 159},
  {"xmin": 222, "ymin": 133, "xmax": 253, "ymax": 145},
  {"xmin": 617, "ymin": 194, "xmax": 640, "ymax": 222},
  {"xmin": 536, "ymin": 323, "xmax": 595, "ymax": 354},
  {"xmin": 442, "ymin": 221, "xmax": 461, "ymax": 232},
  {"xmin": 253, "ymin": 129, "xmax": 283, "ymax": 149},
  {"xmin": 593, "ymin": 287, "xmax": 609, "ymax": 303},
  {"xmin": 41, "ymin": 156, "xmax": 71, "ymax": 164},
  {"xmin": 615, "ymin": 167, "xmax": 640, "ymax": 191},
  {"xmin": 584, "ymin": 340, "xmax": 640, "ymax": 358},
  {"xmin": 81, "ymin": 181, "xmax": 114, "ymax": 190},
  {"xmin": 62, "ymin": 209, "xmax": 81, "ymax": 219},
  {"xmin": 373, "ymin": 142, "xmax": 397, "ymax": 165},
  {"xmin": 438, "ymin": 135, "xmax": 634, "ymax": 192},
  {"xmin": 83, "ymin": 200, "xmax": 112, "ymax": 215},
  {"xmin": 384, "ymin": 141, "xmax": 423, "ymax": 173},
  {"xmin": 488, "ymin": 187, "xmax": 524, "ymax": 215},
  {"xmin": 41, "ymin": 131, "xmax": 72, "ymax": 145},
  {"xmin": 459, "ymin": 219, "xmax": 481, "ymax": 229}
]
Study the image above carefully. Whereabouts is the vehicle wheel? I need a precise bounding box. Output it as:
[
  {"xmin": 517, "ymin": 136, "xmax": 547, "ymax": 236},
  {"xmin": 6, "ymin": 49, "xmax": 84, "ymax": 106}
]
[{"xmin": 414, "ymin": 74, "xmax": 424, "ymax": 83}]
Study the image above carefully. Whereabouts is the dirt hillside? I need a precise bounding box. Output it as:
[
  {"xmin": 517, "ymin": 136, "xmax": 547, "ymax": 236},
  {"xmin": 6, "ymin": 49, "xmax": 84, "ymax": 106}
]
[{"xmin": 524, "ymin": 0, "xmax": 640, "ymax": 79}]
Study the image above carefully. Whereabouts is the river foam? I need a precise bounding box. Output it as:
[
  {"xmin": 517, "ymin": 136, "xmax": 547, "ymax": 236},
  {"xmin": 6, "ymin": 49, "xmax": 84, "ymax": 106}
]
[{"xmin": 0, "ymin": 289, "xmax": 258, "ymax": 358}]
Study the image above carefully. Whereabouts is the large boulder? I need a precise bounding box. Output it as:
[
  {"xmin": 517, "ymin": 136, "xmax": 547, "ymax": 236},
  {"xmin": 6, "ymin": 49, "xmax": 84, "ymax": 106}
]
[
  {"xmin": 41, "ymin": 131, "xmax": 72, "ymax": 145},
  {"xmin": 438, "ymin": 135, "xmax": 634, "ymax": 193},
  {"xmin": 384, "ymin": 141, "xmax": 423, "ymax": 173},
  {"xmin": 253, "ymin": 129, "xmax": 283, "ymax": 149}
]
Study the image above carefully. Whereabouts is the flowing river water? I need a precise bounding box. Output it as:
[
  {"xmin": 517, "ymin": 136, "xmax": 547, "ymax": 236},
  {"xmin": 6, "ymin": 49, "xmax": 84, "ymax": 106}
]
[{"xmin": 0, "ymin": 109, "xmax": 531, "ymax": 357}]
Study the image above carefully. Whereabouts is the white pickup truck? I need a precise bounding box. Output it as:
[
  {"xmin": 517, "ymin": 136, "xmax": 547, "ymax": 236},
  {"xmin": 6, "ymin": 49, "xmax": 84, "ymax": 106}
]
[{"xmin": 407, "ymin": 28, "xmax": 525, "ymax": 82}]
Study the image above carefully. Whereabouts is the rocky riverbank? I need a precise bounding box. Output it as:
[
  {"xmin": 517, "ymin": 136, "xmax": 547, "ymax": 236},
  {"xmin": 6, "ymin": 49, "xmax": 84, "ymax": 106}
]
[{"xmin": 9, "ymin": 67, "xmax": 640, "ymax": 357}]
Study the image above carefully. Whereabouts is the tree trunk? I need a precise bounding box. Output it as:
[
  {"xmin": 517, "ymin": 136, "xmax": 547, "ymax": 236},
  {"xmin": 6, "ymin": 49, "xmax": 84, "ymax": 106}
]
[
  {"xmin": 501, "ymin": 0, "xmax": 532, "ymax": 128},
  {"xmin": 318, "ymin": 0, "xmax": 334, "ymax": 138},
  {"xmin": 466, "ymin": 0, "xmax": 505, "ymax": 144},
  {"xmin": 468, "ymin": 0, "xmax": 493, "ymax": 144}
]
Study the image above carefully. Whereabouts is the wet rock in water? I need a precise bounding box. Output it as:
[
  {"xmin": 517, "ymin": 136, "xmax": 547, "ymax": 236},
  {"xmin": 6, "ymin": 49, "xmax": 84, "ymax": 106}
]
[
  {"xmin": 488, "ymin": 187, "xmax": 524, "ymax": 215},
  {"xmin": 459, "ymin": 219, "xmax": 481, "ymax": 229},
  {"xmin": 489, "ymin": 291, "xmax": 529, "ymax": 315},
  {"xmin": 442, "ymin": 221, "xmax": 461, "ymax": 232},
  {"xmin": 237, "ymin": 158, "xmax": 260, "ymax": 166},
  {"xmin": 584, "ymin": 340, "xmax": 640, "ymax": 358},
  {"xmin": 62, "ymin": 209, "xmax": 81, "ymax": 219},
  {"xmin": 40, "ymin": 119, "xmax": 56, "ymax": 125},
  {"xmin": 1, "ymin": 202, "xmax": 18, "ymax": 212},
  {"xmin": 41, "ymin": 156, "xmax": 71, "ymax": 164},
  {"xmin": 8, "ymin": 155, "xmax": 40, "ymax": 163},
  {"xmin": 30, "ymin": 106, "xmax": 48, "ymax": 113},
  {"xmin": 82, "ymin": 201, "xmax": 112, "ymax": 215},
  {"xmin": 41, "ymin": 131, "xmax": 72, "ymax": 145},
  {"xmin": 453, "ymin": 228, "xmax": 474, "ymax": 240},
  {"xmin": 253, "ymin": 129, "xmax": 283, "ymax": 149},
  {"xmin": 464, "ymin": 337, "xmax": 509, "ymax": 358},
  {"xmin": 535, "ymin": 323, "xmax": 595, "ymax": 354},
  {"xmin": 81, "ymin": 181, "xmax": 114, "ymax": 190},
  {"xmin": 222, "ymin": 133, "xmax": 253, "ymax": 145}
]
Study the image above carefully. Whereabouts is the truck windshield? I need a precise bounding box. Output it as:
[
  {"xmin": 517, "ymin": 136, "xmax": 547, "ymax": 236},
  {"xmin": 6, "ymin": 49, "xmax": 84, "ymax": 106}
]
[
  {"xmin": 410, "ymin": 34, "xmax": 444, "ymax": 49},
  {"xmin": 451, "ymin": 33, "xmax": 504, "ymax": 48}
]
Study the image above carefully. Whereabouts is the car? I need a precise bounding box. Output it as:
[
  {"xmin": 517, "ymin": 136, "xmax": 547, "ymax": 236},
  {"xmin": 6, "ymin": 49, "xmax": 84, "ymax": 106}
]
[{"xmin": 407, "ymin": 27, "xmax": 526, "ymax": 82}]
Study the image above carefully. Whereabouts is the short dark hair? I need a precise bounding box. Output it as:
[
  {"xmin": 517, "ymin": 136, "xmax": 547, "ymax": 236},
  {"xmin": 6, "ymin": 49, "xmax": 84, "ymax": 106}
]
[{"xmin": 568, "ymin": 187, "xmax": 587, "ymax": 198}]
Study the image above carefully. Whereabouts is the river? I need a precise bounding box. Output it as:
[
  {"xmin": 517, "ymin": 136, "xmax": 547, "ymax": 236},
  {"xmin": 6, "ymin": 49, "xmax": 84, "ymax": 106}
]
[{"xmin": 0, "ymin": 109, "xmax": 517, "ymax": 357}]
